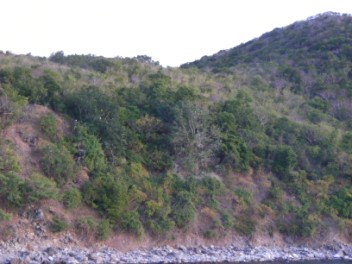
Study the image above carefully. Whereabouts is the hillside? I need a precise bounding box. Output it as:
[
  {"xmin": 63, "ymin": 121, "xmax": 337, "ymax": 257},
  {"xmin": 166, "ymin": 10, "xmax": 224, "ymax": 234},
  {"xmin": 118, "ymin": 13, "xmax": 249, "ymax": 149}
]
[
  {"xmin": 182, "ymin": 12, "xmax": 352, "ymax": 71},
  {"xmin": 0, "ymin": 12, "xmax": 351, "ymax": 249},
  {"xmin": 182, "ymin": 12, "xmax": 352, "ymax": 122}
]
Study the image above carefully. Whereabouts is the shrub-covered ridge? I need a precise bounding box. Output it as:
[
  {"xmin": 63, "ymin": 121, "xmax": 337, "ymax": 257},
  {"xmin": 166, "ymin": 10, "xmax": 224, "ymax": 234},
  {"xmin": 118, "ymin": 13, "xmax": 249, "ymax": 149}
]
[{"xmin": 0, "ymin": 12, "xmax": 351, "ymax": 242}]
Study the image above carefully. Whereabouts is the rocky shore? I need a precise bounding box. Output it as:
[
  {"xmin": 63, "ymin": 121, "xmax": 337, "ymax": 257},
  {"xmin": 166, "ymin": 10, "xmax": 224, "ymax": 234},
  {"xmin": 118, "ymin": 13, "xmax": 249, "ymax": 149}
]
[{"xmin": 1, "ymin": 243, "xmax": 352, "ymax": 264}]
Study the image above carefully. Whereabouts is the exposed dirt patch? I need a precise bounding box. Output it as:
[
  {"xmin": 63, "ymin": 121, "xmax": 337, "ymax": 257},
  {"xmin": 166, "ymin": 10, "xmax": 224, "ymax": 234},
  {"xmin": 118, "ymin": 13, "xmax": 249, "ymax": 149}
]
[
  {"xmin": 0, "ymin": 104, "xmax": 103, "ymax": 249},
  {"xmin": 73, "ymin": 167, "xmax": 90, "ymax": 187},
  {"xmin": 105, "ymin": 230, "xmax": 243, "ymax": 252},
  {"xmin": 1, "ymin": 104, "xmax": 70, "ymax": 178}
]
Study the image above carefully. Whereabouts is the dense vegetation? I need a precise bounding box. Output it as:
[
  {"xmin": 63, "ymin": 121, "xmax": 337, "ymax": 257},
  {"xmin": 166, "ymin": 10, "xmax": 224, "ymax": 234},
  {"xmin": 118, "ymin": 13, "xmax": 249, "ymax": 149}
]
[{"xmin": 0, "ymin": 12, "xmax": 351, "ymax": 241}]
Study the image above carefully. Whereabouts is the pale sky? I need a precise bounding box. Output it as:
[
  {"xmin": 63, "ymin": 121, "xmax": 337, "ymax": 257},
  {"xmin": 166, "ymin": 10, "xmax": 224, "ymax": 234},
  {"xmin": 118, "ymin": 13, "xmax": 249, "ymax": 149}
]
[{"xmin": 1, "ymin": 0, "xmax": 351, "ymax": 66}]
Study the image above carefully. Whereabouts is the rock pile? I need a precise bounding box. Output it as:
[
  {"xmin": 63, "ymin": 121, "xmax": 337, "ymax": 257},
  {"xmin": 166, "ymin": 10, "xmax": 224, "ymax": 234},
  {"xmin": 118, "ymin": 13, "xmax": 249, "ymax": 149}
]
[{"xmin": 1, "ymin": 243, "xmax": 352, "ymax": 264}]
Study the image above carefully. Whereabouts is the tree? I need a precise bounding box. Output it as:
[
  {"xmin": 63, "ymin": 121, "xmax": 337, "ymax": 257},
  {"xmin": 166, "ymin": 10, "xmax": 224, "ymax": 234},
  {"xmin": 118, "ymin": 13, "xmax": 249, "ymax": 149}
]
[
  {"xmin": 49, "ymin": 51, "xmax": 65, "ymax": 64},
  {"xmin": 172, "ymin": 101, "xmax": 220, "ymax": 174},
  {"xmin": 71, "ymin": 125, "xmax": 107, "ymax": 171},
  {"xmin": 271, "ymin": 145, "xmax": 297, "ymax": 179}
]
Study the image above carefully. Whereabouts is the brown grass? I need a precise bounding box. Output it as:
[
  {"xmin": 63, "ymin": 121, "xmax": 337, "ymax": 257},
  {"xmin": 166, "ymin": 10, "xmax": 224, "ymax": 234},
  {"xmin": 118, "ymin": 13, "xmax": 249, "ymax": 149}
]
[{"xmin": 1, "ymin": 104, "xmax": 70, "ymax": 178}]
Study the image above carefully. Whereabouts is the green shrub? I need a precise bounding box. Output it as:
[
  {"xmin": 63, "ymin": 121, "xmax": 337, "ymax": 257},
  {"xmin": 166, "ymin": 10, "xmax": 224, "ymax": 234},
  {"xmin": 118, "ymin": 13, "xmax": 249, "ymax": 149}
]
[
  {"xmin": 200, "ymin": 177, "xmax": 223, "ymax": 208},
  {"xmin": 50, "ymin": 217, "xmax": 68, "ymax": 233},
  {"xmin": 39, "ymin": 70, "xmax": 64, "ymax": 111},
  {"xmin": 63, "ymin": 188, "xmax": 82, "ymax": 209},
  {"xmin": 11, "ymin": 67, "xmax": 47, "ymax": 104},
  {"xmin": 203, "ymin": 229, "xmax": 218, "ymax": 239},
  {"xmin": 234, "ymin": 187, "xmax": 252, "ymax": 207},
  {"xmin": 75, "ymin": 218, "xmax": 112, "ymax": 240},
  {"xmin": 70, "ymin": 125, "xmax": 107, "ymax": 171},
  {"xmin": 82, "ymin": 173, "xmax": 143, "ymax": 236},
  {"xmin": 308, "ymin": 97, "xmax": 329, "ymax": 113},
  {"xmin": 82, "ymin": 173, "xmax": 129, "ymax": 221},
  {"xmin": 222, "ymin": 213, "xmax": 234, "ymax": 229},
  {"xmin": 329, "ymin": 188, "xmax": 352, "ymax": 219},
  {"xmin": 307, "ymin": 109, "xmax": 324, "ymax": 124},
  {"xmin": 268, "ymin": 185, "xmax": 284, "ymax": 201},
  {"xmin": 271, "ymin": 145, "xmax": 297, "ymax": 179},
  {"xmin": 25, "ymin": 173, "xmax": 59, "ymax": 202},
  {"xmin": 41, "ymin": 144, "xmax": 75, "ymax": 185},
  {"xmin": 0, "ymin": 209, "xmax": 12, "ymax": 221},
  {"xmin": 234, "ymin": 216, "xmax": 256, "ymax": 236},
  {"xmin": 97, "ymin": 219, "xmax": 113, "ymax": 240},
  {"xmin": 75, "ymin": 217, "xmax": 98, "ymax": 238},
  {"xmin": 0, "ymin": 171, "xmax": 59, "ymax": 208},
  {"xmin": 0, "ymin": 93, "xmax": 23, "ymax": 128},
  {"xmin": 0, "ymin": 172, "xmax": 25, "ymax": 208},
  {"xmin": 341, "ymin": 132, "xmax": 352, "ymax": 154},
  {"xmin": 0, "ymin": 142, "xmax": 21, "ymax": 174},
  {"xmin": 171, "ymin": 191, "xmax": 196, "ymax": 228},
  {"xmin": 144, "ymin": 199, "xmax": 175, "ymax": 235},
  {"xmin": 147, "ymin": 218, "xmax": 175, "ymax": 235},
  {"xmin": 39, "ymin": 113, "xmax": 59, "ymax": 141},
  {"xmin": 120, "ymin": 210, "xmax": 144, "ymax": 237},
  {"xmin": 278, "ymin": 206, "xmax": 320, "ymax": 238}
]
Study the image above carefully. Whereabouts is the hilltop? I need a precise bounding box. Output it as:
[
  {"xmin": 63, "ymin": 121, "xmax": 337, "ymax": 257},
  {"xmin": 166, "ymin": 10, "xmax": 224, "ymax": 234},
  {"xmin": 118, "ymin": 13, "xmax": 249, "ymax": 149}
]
[
  {"xmin": 0, "ymin": 12, "xmax": 351, "ymax": 255},
  {"xmin": 182, "ymin": 12, "xmax": 352, "ymax": 71}
]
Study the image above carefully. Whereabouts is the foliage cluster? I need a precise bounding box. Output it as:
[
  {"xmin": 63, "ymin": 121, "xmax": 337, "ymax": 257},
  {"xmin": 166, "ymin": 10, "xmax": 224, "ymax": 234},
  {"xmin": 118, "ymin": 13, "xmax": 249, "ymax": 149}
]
[{"xmin": 0, "ymin": 12, "xmax": 351, "ymax": 240}]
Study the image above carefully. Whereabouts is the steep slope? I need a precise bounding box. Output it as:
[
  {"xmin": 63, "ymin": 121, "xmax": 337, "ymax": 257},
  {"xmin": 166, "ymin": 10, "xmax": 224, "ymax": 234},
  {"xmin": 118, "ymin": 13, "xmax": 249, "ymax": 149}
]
[
  {"xmin": 0, "ymin": 13, "xmax": 351, "ymax": 248},
  {"xmin": 182, "ymin": 12, "xmax": 352, "ymax": 72},
  {"xmin": 183, "ymin": 12, "xmax": 352, "ymax": 128}
]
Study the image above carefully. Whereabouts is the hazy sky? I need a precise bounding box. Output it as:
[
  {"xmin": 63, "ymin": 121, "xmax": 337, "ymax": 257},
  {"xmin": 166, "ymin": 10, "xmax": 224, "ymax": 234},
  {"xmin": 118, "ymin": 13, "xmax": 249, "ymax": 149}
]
[{"xmin": 1, "ymin": 0, "xmax": 351, "ymax": 66}]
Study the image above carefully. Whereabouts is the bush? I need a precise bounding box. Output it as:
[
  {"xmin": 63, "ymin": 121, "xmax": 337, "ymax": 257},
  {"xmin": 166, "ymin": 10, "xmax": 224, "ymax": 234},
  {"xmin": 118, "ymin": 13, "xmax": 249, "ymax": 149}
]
[
  {"xmin": 63, "ymin": 188, "xmax": 82, "ymax": 209},
  {"xmin": 25, "ymin": 173, "xmax": 59, "ymax": 202},
  {"xmin": 0, "ymin": 142, "xmax": 21, "ymax": 174},
  {"xmin": 308, "ymin": 97, "xmax": 329, "ymax": 112},
  {"xmin": 0, "ymin": 82, "xmax": 28, "ymax": 127},
  {"xmin": 147, "ymin": 217, "xmax": 175, "ymax": 235},
  {"xmin": 75, "ymin": 217, "xmax": 113, "ymax": 240},
  {"xmin": 0, "ymin": 172, "xmax": 25, "ymax": 208},
  {"xmin": 97, "ymin": 219, "xmax": 113, "ymax": 240},
  {"xmin": 120, "ymin": 210, "xmax": 144, "ymax": 237},
  {"xmin": 234, "ymin": 216, "xmax": 256, "ymax": 236},
  {"xmin": 70, "ymin": 125, "xmax": 107, "ymax": 171},
  {"xmin": 234, "ymin": 187, "xmax": 253, "ymax": 207},
  {"xmin": 271, "ymin": 145, "xmax": 297, "ymax": 179},
  {"xmin": 200, "ymin": 177, "xmax": 223, "ymax": 208},
  {"xmin": 341, "ymin": 132, "xmax": 352, "ymax": 154},
  {"xmin": 329, "ymin": 188, "xmax": 352, "ymax": 218},
  {"xmin": 41, "ymin": 144, "xmax": 75, "ymax": 185},
  {"xmin": 0, "ymin": 209, "xmax": 12, "ymax": 221},
  {"xmin": 82, "ymin": 173, "xmax": 129, "ymax": 220},
  {"xmin": 0, "ymin": 143, "xmax": 25, "ymax": 207},
  {"xmin": 11, "ymin": 67, "xmax": 47, "ymax": 103},
  {"xmin": 307, "ymin": 109, "xmax": 324, "ymax": 124},
  {"xmin": 171, "ymin": 191, "xmax": 196, "ymax": 228},
  {"xmin": 50, "ymin": 217, "xmax": 68, "ymax": 233},
  {"xmin": 75, "ymin": 218, "xmax": 98, "ymax": 238},
  {"xmin": 39, "ymin": 113, "xmax": 59, "ymax": 141},
  {"xmin": 203, "ymin": 229, "xmax": 219, "ymax": 239},
  {"xmin": 268, "ymin": 185, "xmax": 284, "ymax": 201},
  {"xmin": 144, "ymin": 199, "xmax": 175, "ymax": 235},
  {"xmin": 222, "ymin": 213, "xmax": 234, "ymax": 229},
  {"xmin": 81, "ymin": 173, "xmax": 148, "ymax": 236},
  {"xmin": 278, "ymin": 207, "xmax": 320, "ymax": 238}
]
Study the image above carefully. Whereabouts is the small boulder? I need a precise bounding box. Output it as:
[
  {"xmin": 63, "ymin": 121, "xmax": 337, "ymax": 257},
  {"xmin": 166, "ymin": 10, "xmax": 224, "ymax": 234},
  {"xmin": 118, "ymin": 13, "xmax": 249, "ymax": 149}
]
[{"xmin": 32, "ymin": 209, "xmax": 45, "ymax": 222}]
